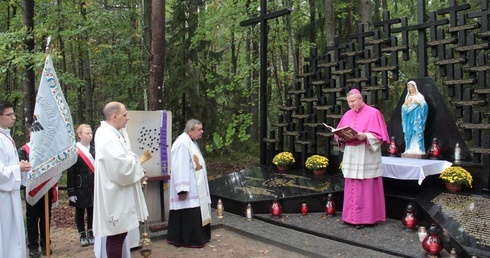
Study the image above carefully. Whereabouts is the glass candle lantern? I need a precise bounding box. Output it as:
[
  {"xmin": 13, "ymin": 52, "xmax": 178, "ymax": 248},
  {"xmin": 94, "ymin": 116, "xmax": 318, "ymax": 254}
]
[
  {"xmin": 301, "ymin": 203, "xmax": 308, "ymax": 216},
  {"xmin": 325, "ymin": 193, "xmax": 336, "ymax": 216},
  {"xmin": 401, "ymin": 203, "xmax": 418, "ymax": 230},
  {"xmin": 422, "ymin": 224, "xmax": 444, "ymax": 256},
  {"xmin": 270, "ymin": 195, "xmax": 283, "ymax": 218}
]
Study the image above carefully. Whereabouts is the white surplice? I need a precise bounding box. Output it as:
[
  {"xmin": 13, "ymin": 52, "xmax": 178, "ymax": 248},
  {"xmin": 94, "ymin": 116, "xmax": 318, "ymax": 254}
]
[
  {"xmin": 93, "ymin": 121, "xmax": 148, "ymax": 237},
  {"xmin": 169, "ymin": 132, "xmax": 211, "ymax": 226},
  {"xmin": 0, "ymin": 128, "xmax": 26, "ymax": 258}
]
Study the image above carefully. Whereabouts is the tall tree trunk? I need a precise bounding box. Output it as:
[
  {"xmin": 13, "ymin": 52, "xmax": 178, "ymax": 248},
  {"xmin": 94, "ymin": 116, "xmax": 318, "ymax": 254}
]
[
  {"xmin": 325, "ymin": 0, "xmax": 335, "ymax": 47},
  {"xmin": 373, "ymin": 0, "xmax": 381, "ymax": 23},
  {"xmin": 231, "ymin": 30, "xmax": 237, "ymax": 75},
  {"xmin": 22, "ymin": 0, "xmax": 35, "ymax": 137},
  {"xmin": 347, "ymin": 0, "xmax": 354, "ymax": 36},
  {"xmin": 187, "ymin": 0, "xmax": 198, "ymax": 92},
  {"xmin": 57, "ymin": 0, "xmax": 67, "ymax": 85},
  {"xmin": 359, "ymin": 0, "xmax": 373, "ymax": 30},
  {"xmin": 251, "ymin": 37, "xmax": 259, "ymax": 142},
  {"xmin": 80, "ymin": 2, "xmax": 94, "ymax": 125},
  {"xmin": 244, "ymin": 1, "xmax": 258, "ymax": 141},
  {"xmin": 141, "ymin": 0, "xmax": 151, "ymax": 110},
  {"xmin": 149, "ymin": 0, "xmax": 165, "ymax": 110},
  {"xmin": 308, "ymin": 0, "xmax": 316, "ymax": 43},
  {"xmin": 4, "ymin": 4, "xmax": 16, "ymax": 95}
]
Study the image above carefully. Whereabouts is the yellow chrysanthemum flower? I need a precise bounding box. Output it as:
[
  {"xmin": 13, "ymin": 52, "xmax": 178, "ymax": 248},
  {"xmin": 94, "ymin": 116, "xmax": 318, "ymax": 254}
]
[
  {"xmin": 439, "ymin": 166, "xmax": 473, "ymax": 188},
  {"xmin": 305, "ymin": 155, "xmax": 329, "ymax": 170},
  {"xmin": 272, "ymin": 152, "xmax": 295, "ymax": 166}
]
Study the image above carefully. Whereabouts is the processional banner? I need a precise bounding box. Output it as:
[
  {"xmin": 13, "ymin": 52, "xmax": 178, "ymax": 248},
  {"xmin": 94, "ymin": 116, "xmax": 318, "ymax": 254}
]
[{"xmin": 26, "ymin": 54, "xmax": 77, "ymax": 205}]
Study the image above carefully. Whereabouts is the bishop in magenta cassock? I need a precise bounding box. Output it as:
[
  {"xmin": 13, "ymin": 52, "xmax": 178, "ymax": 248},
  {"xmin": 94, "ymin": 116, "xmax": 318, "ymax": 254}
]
[{"xmin": 336, "ymin": 89, "xmax": 390, "ymax": 229}]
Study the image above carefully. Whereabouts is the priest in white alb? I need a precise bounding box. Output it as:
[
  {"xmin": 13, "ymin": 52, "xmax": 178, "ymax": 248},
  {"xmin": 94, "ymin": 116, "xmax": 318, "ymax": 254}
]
[{"xmin": 167, "ymin": 119, "xmax": 211, "ymax": 248}]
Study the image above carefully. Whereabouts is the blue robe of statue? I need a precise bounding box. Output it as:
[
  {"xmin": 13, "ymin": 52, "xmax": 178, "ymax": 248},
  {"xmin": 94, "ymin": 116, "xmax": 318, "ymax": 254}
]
[{"xmin": 401, "ymin": 81, "xmax": 428, "ymax": 154}]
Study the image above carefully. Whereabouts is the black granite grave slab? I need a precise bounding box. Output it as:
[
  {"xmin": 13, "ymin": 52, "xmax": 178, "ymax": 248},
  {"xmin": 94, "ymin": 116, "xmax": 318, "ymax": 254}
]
[
  {"xmin": 207, "ymin": 167, "xmax": 470, "ymax": 257},
  {"xmin": 209, "ymin": 166, "xmax": 344, "ymax": 215},
  {"xmin": 254, "ymin": 212, "xmax": 429, "ymax": 258},
  {"xmin": 416, "ymin": 189, "xmax": 490, "ymax": 258}
]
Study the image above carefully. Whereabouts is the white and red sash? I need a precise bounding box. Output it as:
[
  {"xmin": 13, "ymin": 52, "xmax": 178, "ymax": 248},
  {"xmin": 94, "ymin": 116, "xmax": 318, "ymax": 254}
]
[{"xmin": 76, "ymin": 142, "xmax": 95, "ymax": 173}]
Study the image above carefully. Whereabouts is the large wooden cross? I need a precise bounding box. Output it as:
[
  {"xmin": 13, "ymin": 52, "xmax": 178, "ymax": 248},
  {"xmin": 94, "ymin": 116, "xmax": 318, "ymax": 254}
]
[{"xmin": 240, "ymin": 1, "xmax": 290, "ymax": 165}]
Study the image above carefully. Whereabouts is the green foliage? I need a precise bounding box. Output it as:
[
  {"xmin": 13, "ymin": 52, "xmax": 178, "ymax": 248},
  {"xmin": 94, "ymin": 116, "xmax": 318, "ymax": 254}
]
[
  {"xmin": 1, "ymin": 0, "xmax": 479, "ymax": 166},
  {"xmin": 205, "ymin": 112, "xmax": 252, "ymax": 154}
]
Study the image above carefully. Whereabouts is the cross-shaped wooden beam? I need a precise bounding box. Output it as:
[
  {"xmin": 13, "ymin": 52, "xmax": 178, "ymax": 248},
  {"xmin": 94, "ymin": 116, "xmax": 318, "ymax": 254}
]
[{"xmin": 240, "ymin": 1, "xmax": 290, "ymax": 165}]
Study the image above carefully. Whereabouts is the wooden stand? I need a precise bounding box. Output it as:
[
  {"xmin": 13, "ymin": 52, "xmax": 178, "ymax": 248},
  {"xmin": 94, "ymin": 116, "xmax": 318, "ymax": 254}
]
[{"xmin": 147, "ymin": 175, "xmax": 170, "ymax": 232}]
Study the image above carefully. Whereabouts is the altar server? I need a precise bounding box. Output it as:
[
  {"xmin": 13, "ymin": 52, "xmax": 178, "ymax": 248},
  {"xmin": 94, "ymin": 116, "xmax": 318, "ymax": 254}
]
[
  {"xmin": 93, "ymin": 102, "xmax": 148, "ymax": 258},
  {"xmin": 0, "ymin": 99, "xmax": 30, "ymax": 258}
]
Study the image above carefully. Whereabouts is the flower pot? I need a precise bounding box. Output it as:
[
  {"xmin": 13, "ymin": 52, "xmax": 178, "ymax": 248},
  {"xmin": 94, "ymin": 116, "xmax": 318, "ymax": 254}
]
[
  {"xmin": 277, "ymin": 165, "xmax": 289, "ymax": 171},
  {"xmin": 445, "ymin": 182, "xmax": 462, "ymax": 193},
  {"xmin": 313, "ymin": 168, "xmax": 326, "ymax": 175}
]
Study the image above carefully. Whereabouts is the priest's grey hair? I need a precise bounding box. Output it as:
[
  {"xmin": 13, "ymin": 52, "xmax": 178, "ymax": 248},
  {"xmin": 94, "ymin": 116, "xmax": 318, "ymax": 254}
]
[{"xmin": 185, "ymin": 119, "xmax": 202, "ymax": 134}]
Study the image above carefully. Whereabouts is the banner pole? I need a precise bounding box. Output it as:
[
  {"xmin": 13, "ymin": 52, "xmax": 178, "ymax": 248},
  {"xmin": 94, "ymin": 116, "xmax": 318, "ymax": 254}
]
[{"xmin": 44, "ymin": 192, "xmax": 51, "ymax": 257}]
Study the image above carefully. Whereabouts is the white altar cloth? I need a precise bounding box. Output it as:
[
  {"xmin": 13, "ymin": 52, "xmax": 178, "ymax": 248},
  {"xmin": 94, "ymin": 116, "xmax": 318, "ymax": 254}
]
[{"xmin": 382, "ymin": 156, "xmax": 452, "ymax": 185}]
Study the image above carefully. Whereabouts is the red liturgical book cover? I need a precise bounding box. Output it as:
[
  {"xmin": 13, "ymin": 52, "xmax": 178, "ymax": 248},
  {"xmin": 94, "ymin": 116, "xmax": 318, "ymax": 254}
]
[{"xmin": 323, "ymin": 123, "xmax": 358, "ymax": 141}]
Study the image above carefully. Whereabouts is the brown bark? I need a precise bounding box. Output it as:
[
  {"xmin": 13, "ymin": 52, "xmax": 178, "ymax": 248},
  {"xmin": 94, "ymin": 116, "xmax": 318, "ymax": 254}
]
[
  {"xmin": 22, "ymin": 0, "xmax": 35, "ymax": 138},
  {"xmin": 359, "ymin": 0, "xmax": 373, "ymax": 30},
  {"xmin": 141, "ymin": 0, "xmax": 151, "ymax": 110},
  {"xmin": 325, "ymin": 0, "xmax": 335, "ymax": 47},
  {"xmin": 149, "ymin": 0, "xmax": 165, "ymax": 110}
]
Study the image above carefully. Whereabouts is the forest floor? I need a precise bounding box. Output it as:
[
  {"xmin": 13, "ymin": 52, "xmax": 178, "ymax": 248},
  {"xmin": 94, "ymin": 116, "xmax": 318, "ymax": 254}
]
[
  {"xmin": 25, "ymin": 154, "xmax": 304, "ymax": 258},
  {"xmin": 44, "ymin": 210, "xmax": 305, "ymax": 258}
]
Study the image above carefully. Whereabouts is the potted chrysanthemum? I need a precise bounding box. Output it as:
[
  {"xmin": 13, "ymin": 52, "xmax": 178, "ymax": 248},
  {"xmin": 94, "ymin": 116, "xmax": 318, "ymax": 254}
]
[
  {"xmin": 439, "ymin": 166, "xmax": 472, "ymax": 192},
  {"xmin": 305, "ymin": 155, "xmax": 329, "ymax": 175},
  {"xmin": 272, "ymin": 152, "xmax": 295, "ymax": 171}
]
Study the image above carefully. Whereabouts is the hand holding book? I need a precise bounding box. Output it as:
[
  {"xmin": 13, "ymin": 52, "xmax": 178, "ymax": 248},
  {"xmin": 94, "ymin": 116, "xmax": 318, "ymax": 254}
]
[{"xmin": 323, "ymin": 123, "xmax": 359, "ymax": 141}]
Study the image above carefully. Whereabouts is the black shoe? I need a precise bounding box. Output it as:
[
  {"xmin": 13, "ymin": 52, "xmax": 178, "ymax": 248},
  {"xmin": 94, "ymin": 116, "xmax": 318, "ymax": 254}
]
[
  {"xmin": 87, "ymin": 229, "xmax": 95, "ymax": 245},
  {"xmin": 42, "ymin": 248, "xmax": 53, "ymax": 256},
  {"xmin": 80, "ymin": 236, "xmax": 89, "ymax": 247},
  {"xmin": 79, "ymin": 231, "xmax": 89, "ymax": 247},
  {"xmin": 29, "ymin": 249, "xmax": 41, "ymax": 258},
  {"xmin": 355, "ymin": 225, "xmax": 365, "ymax": 229}
]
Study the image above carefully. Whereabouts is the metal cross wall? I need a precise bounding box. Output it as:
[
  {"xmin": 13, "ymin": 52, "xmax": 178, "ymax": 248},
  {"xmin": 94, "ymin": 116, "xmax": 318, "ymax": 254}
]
[{"xmin": 240, "ymin": 1, "xmax": 290, "ymax": 165}]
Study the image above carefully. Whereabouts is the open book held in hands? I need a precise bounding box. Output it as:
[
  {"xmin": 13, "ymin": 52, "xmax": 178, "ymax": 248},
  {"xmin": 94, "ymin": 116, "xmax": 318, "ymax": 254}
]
[{"xmin": 323, "ymin": 123, "xmax": 359, "ymax": 141}]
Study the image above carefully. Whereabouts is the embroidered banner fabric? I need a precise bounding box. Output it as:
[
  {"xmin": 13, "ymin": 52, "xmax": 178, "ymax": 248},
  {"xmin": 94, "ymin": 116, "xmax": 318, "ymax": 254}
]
[{"xmin": 27, "ymin": 55, "xmax": 77, "ymax": 205}]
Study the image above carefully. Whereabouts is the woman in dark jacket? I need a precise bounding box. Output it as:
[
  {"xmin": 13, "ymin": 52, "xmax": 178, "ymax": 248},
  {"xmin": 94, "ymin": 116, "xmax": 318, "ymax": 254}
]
[{"xmin": 67, "ymin": 124, "xmax": 95, "ymax": 247}]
